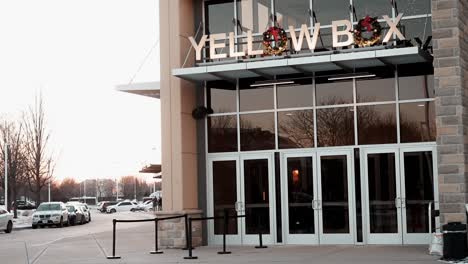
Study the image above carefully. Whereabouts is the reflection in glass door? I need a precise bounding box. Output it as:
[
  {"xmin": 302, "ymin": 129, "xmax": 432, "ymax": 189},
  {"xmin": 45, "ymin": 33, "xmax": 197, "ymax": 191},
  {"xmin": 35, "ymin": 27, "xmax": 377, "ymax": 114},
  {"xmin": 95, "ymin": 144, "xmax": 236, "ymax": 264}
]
[
  {"xmin": 207, "ymin": 156, "xmax": 241, "ymax": 245},
  {"xmin": 240, "ymin": 154, "xmax": 275, "ymax": 244},
  {"xmin": 318, "ymin": 151, "xmax": 355, "ymax": 244}
]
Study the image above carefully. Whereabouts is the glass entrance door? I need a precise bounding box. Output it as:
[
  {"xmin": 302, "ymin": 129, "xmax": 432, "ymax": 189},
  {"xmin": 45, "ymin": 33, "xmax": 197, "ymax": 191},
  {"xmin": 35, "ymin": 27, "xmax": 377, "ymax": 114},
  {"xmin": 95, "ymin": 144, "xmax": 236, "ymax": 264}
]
[
  {"xmin": 207, "ymin": 156, "xmax": 242, "ymax": 245},
  {"xmin": 400, "ymin": 146, "xmax": 438, "ymax": 244},
  {"xmin": 282, "ymin": 150, "xmax": 355, "ymax": 244},
  {"xmin": 363, "ymin": 148, "xmax": 402, "ymax": 244},
  {"xmin": 282, "ymin": 153, "xmax": 318, "ymax": 244},
  {"xmin": 317, "ymin": 150, "xmax": 355, "ymax": 244},
  {"xmin": 363, "ymin": 146, "xmax": 437, "ymax": 244},
  {"xmin": 240, "ymin": 153, "xmax": 276, "ymax": 244}
]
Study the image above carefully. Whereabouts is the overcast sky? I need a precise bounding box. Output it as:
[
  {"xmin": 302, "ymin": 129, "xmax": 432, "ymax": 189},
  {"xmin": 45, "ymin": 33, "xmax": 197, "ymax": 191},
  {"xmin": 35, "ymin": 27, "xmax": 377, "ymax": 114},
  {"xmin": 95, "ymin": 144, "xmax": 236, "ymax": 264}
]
[{"xmin": 0, "ymin": 0, "xmax": 161, "ymax": 181}]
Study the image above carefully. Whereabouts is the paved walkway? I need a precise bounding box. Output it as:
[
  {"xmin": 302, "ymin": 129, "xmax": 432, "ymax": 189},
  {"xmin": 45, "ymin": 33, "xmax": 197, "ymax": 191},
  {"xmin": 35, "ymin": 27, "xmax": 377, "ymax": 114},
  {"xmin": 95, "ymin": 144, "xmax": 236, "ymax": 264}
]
[{"xmin": 1, "ymin": 224, "xmax": 443, "ymax": 264}]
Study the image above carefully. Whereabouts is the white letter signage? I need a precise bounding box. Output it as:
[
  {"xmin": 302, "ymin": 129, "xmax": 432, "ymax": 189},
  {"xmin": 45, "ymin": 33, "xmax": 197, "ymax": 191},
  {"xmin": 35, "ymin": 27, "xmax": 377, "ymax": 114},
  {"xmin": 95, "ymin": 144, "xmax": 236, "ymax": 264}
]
[
  {"xmin": 332, "ymin": 20, "xmax": 354, "ymax": 47},
  {"xmin": 289, "ymin": 23, "xmax": 320, "ymax": 52},
  {"xmin": 382, "ymin": 14, "xmax": 405, "ymax": 43},
  {"xmin": 189, "ymin": 35, "xmax": 208, "ymax": 61},
  {"xmin": 188, "ymin": 14, "xmax": 406, "ymax": 60}
]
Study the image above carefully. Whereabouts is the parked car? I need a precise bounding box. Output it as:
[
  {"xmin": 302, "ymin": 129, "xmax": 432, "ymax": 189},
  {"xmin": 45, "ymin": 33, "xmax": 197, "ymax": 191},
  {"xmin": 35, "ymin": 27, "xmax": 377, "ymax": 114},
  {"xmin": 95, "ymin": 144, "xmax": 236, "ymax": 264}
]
[
  {"xmin": 80, "ymin": 205, "xmax": 91, "ymax": 222},
  {"xmin": 67, "ymin": 202, "xmax": 91, "ymax": 222},
  {"xmin": 99, "ymin": 201, "xmax": 117, "ymax": 213},
  {"xmin": 106, "ymin": 201, "xmax": 138, "ymax": 213},
  {"xmin": 0, "ymin": 206, "xmax": 13, "ymax": 233},
  {"xmin": 32, "ymin": 202, "xmax": 69, "ymax": 229},
  {"xmin": 66, "ymin": 204, "xmax": 85, "ymax": 226},
  {"xmin": 15, "ymin": 200, "xmax": 36, "ymax": 210},
  {"xmin": 135, "ymin": 200, "xmax": 153, "ymax": 212}
]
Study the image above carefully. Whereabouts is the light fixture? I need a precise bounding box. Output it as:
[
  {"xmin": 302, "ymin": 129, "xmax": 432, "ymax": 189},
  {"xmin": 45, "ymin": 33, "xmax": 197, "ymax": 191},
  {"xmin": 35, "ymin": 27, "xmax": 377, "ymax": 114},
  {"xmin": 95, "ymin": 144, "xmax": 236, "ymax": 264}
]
[
  {"xmin": 328, "ymin": 73, "xmax": 376, "ymax": 81},
  {"xmin": 417, "ymin": 104, "xmax": 426, "ymax": 107},
  {"xmin": 285, "ymin": 113, "xmax": 293, "ymax": 116},
  {"xmin": 250, "ymin": 80, "xmax": 294, "ymax": 87}
]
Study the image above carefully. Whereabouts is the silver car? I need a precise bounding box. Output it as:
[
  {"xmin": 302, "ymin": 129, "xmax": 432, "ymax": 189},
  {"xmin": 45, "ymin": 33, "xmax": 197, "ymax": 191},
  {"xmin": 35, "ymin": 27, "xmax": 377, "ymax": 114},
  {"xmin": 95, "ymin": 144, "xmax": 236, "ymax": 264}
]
[{"xmin": 32, "ymin": 202, "xmax": 69, "ymax": 228}]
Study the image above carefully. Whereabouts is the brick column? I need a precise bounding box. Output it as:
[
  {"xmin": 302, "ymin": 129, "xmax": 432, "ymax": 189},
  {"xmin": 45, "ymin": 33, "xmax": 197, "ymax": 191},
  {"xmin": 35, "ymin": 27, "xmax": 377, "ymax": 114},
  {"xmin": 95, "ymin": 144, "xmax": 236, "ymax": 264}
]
[{"xmin": 432, "ymin": 0, "xmax": 468, "ymax": 224}]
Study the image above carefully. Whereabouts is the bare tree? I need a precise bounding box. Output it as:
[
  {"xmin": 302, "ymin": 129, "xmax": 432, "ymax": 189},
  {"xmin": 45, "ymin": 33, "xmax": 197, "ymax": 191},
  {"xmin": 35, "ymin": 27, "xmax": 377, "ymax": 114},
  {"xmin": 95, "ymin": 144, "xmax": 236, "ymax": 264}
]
[
  {"xmin": 23, "ymin": 93, "xmax": 55, "ymax": 204},
  {"xmin": 0, "ymin": 120, "xmax": 28, "ymax": 216}
]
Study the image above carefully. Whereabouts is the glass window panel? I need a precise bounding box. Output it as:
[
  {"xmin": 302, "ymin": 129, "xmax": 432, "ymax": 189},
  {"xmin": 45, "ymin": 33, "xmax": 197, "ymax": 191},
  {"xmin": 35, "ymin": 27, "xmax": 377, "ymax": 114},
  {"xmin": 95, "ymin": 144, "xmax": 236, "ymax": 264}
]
[
  {"xmin": 213, "ymin": 160, "xmax": 238, "ymax": 235},
  {"xmin": 287, "ymin": 157, "xmax": 315, "ymax": 234},
  {"xmin": 404, "ymin": 151, "xmax": 434, "ymax": 233},
  {"xmin": 399, "ymin": 75, "xmax": 434, "ymax": 100},
  {"xmin": 357, "ymin": 77, "xmax": 395, "ymax": 103},
  {"xmin": 321, "ymin": 155, "xmax": 349, "ymax": 234},
  {"xmin": 316, "ymin": 27, "xmax": 333, "ymax": 51},
  {"xmin": 207, "ymin": 81, "xmax": 237, "ymax": 113},
  {"xmin": 400, "ymin": 101, "xmax": 436, "ymax": 143},
  {"xmin": 240, "ymin": 112, "xmax": 275, "ymax": 151},
  {"xmin": 278, "ymin": 110, "xmax": 314, "ymax": 149},
  {"xmin": 358, "ymin": 104, "xmax": 397, "ymax": 144},
  {"xmin": 367, "ymin": 153, "xmax": 398, "ymax": 233},
  {"xmin": 275, "ymin": 0, "xmax": 311, "ymax": 29},
  {"xmin": 240, "ymin": 85, "xmax": 274, "ymax": 111},
  {"xmin": 316, "ymin": 80, "xmax": 353, "ymax": 105},
  {"xmin": 208, "ymin": 115, "xmax": 238, "ymax": 152},
  {"xmin": 277, "ymin": 81, "xmax": 313, "ymax": 108},
  {"xmin": 399, "ymin": 17, "xmax": 432, "ymax": 44},
  {"xmin": 317, "ymin": 107, "xmax": 354, "ymax": 147},
  {"xmin": 313, "ymin": 0, "xmax": 350, "ymax": 25},
  {"xmin": 353, "ymin": 0, "xmax": 393, "ymax": 20},
  {"xmin": 206, "ymin": 0, "xmax": 235, "ymax": 34},
  {"xmin": 244, "ymin": 159, "xmax": 270, "ymax": 234},
  {"xmin": 396, "ymin": 0, "xmax": 431, "ymax": 16},
  {"xmin": 237, "ymin": 0, "xmax": 272, "ymax": 34}
]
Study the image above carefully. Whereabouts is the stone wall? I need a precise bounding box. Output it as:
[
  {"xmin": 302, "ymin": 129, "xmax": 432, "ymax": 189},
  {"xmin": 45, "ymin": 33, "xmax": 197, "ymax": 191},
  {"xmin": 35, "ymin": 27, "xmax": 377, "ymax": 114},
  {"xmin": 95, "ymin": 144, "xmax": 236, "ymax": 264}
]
[
  {"xmin": 156, "ymin": 210, "xmax": 203, "ymax": 248},
  {"xmin": 433, "ymin": 0, "xmax": 468, "ymax": 224}
]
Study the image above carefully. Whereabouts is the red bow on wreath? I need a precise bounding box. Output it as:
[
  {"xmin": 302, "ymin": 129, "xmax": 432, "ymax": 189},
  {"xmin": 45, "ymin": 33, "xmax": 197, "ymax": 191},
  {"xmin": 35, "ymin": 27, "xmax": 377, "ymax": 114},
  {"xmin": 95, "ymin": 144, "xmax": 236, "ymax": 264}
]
[
  {"xmin": 361, "ymin": 16, "xmax": 373, "ymax": 31},
  {"xmin": 268, "ymin": 26, "xmax": 280, "ymax": 42}
]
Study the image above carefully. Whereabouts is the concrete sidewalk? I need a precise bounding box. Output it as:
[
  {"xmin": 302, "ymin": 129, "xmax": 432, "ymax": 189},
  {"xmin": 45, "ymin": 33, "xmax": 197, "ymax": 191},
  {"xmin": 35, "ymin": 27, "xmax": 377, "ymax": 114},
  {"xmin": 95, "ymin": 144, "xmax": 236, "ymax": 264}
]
[{"xmin": 1, "ymin": 224, "xmax": 442, "ymax": 264}]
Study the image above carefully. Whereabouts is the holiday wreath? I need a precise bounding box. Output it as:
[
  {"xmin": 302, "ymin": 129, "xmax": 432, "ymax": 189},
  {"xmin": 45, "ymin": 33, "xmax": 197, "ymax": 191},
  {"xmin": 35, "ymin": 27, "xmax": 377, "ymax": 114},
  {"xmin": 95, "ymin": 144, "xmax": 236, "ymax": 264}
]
[
  {"xmin": 262, "ymin": 26, "xmax": 288, "ymax": 56},
  {"xmin": 353, "ymin": 16, "xmax": 382, "ymax": 47}
]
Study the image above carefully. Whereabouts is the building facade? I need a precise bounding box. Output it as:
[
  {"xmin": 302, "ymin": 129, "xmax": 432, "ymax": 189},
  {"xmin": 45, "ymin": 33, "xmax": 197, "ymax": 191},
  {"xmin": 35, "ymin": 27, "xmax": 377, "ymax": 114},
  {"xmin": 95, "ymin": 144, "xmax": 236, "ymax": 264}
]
[{"xmin": 159, "ymin": 0, "xmax": 468, "ymax": 246}]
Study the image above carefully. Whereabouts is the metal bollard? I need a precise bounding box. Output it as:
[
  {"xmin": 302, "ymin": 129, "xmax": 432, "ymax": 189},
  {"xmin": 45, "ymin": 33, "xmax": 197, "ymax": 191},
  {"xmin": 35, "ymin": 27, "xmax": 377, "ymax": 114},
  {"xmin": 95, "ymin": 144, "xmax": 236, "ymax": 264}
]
[
  {"xmin": 255, "ymin": 230, "xmax": 268, "ymax": 249},
  {"xmin": 106, "ymin": 219, "xmax": 121, "ymax": 259},
  {"xmin": 184, "ymin": 218, "xmax": 198, "ymax": 259},
  {"xmin": 182, "ymin": 214, "xmax": 193, "ymax": 250},
  {"xmin": 150, "ymin": 219, "xmax": 163, "ymax": 254},
  {"xmin": 218, "ymin": 210, "xmax": 231, "ymax": 254}
]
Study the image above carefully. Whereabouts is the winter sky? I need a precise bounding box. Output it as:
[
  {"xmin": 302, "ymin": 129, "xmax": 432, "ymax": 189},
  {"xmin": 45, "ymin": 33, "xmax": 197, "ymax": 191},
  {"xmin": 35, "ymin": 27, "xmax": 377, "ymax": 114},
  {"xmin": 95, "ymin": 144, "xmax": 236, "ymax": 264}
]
[{"xmin": 0, "ymin": 0, "xmax": 161, "ymax": 181}]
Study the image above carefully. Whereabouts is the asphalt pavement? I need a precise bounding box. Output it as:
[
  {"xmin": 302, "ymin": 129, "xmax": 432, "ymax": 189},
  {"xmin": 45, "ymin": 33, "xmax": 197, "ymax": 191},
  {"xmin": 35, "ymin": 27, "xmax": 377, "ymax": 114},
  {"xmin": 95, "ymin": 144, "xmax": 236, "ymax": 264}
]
[{"xmin": 0, "ymin": 211, "xmax": 442, "ymax": 264}]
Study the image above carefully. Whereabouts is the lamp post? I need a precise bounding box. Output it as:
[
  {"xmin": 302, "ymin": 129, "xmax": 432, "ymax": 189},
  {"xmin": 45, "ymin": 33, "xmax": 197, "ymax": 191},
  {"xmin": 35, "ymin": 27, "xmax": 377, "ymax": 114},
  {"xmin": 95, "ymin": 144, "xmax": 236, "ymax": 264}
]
[
  {"xmin": 3, "ymin": 141, "xmax": 8, "ymax": 210},
  {"xmin": 47, "ymin": 161, "xmax": 51, "ymax": 202}
]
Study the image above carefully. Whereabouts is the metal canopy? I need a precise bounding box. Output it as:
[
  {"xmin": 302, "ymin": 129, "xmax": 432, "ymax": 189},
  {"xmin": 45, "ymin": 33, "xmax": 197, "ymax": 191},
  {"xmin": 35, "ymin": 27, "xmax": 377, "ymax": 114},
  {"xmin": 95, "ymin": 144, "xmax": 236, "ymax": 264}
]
[
  {"xmin": 116, "ymin": 81, "xmax": 161, "ymax": 99},
  {"xmin": 172, "ymin": 47, "xmax": 432, "ymax": 82}
]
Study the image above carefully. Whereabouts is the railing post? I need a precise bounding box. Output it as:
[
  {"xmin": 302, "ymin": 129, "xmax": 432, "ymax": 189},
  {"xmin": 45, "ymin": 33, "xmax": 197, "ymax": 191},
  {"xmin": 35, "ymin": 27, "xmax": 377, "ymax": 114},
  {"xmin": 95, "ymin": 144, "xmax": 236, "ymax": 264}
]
[
  {"xmin": 106, "ymin": 219, "xmax": 121, "ymax": 259},
  {"xmin": 218, "ymin": 209, "xmax": 231, "ymax": 254},
  {"xmin": 183, "ymin": 214, "xmax": 193, "ymax": 250},
  {"xmin": 150, "ymin": 218, "xmax": 163, "ymax": 254},
  {"xmin": 184, "ymin": 218, "xmax": 198, "ymax": 259},
  {"xmin": 255, "ymin": 229, "xmax": 268, "ymax": 249}
]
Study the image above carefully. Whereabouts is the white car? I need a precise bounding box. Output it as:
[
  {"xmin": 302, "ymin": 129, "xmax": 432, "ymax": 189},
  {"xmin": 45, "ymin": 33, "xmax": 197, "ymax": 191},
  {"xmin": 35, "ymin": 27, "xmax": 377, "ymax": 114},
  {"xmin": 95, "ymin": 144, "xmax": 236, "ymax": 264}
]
[
  {"xmin": 135, "ymin": 200, "xmax": 153, "ymax": 211},
  {"xmin": 106, "ymin": 201, "xmax": 138, "ymax": 213},
  {"xmin": 32, "ymin": 202, "xmax": 69, "ymax": 228},
  {"xmin": 0, "ymin": 206, "xmax": 13, "ymax": 233}
]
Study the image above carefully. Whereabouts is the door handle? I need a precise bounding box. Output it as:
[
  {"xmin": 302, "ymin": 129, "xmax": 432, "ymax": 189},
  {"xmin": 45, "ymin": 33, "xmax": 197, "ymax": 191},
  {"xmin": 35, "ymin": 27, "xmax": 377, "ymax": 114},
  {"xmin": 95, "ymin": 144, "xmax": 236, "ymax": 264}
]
[
  {"xmin": 316, "ymin": 200, "xmax": 322, "ymax": 210},
  {"xmin": 395, "ymin": 198, "xmax": 401, "ymax": 208},
  {"xmin": 401, "ymin": 198, "xmax": 406, "ymax": 208},
  {"xmin": 312, "ymin": 200, "xmax": 316, "ymax": 210}
]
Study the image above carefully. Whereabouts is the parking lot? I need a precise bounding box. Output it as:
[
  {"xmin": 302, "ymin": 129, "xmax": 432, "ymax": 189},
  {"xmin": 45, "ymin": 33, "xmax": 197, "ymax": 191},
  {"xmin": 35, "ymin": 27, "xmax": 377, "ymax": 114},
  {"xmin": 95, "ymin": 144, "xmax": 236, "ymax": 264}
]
[{"xmin": 0, "ymin": 209, "xmax": 442, "ymax": 264}]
